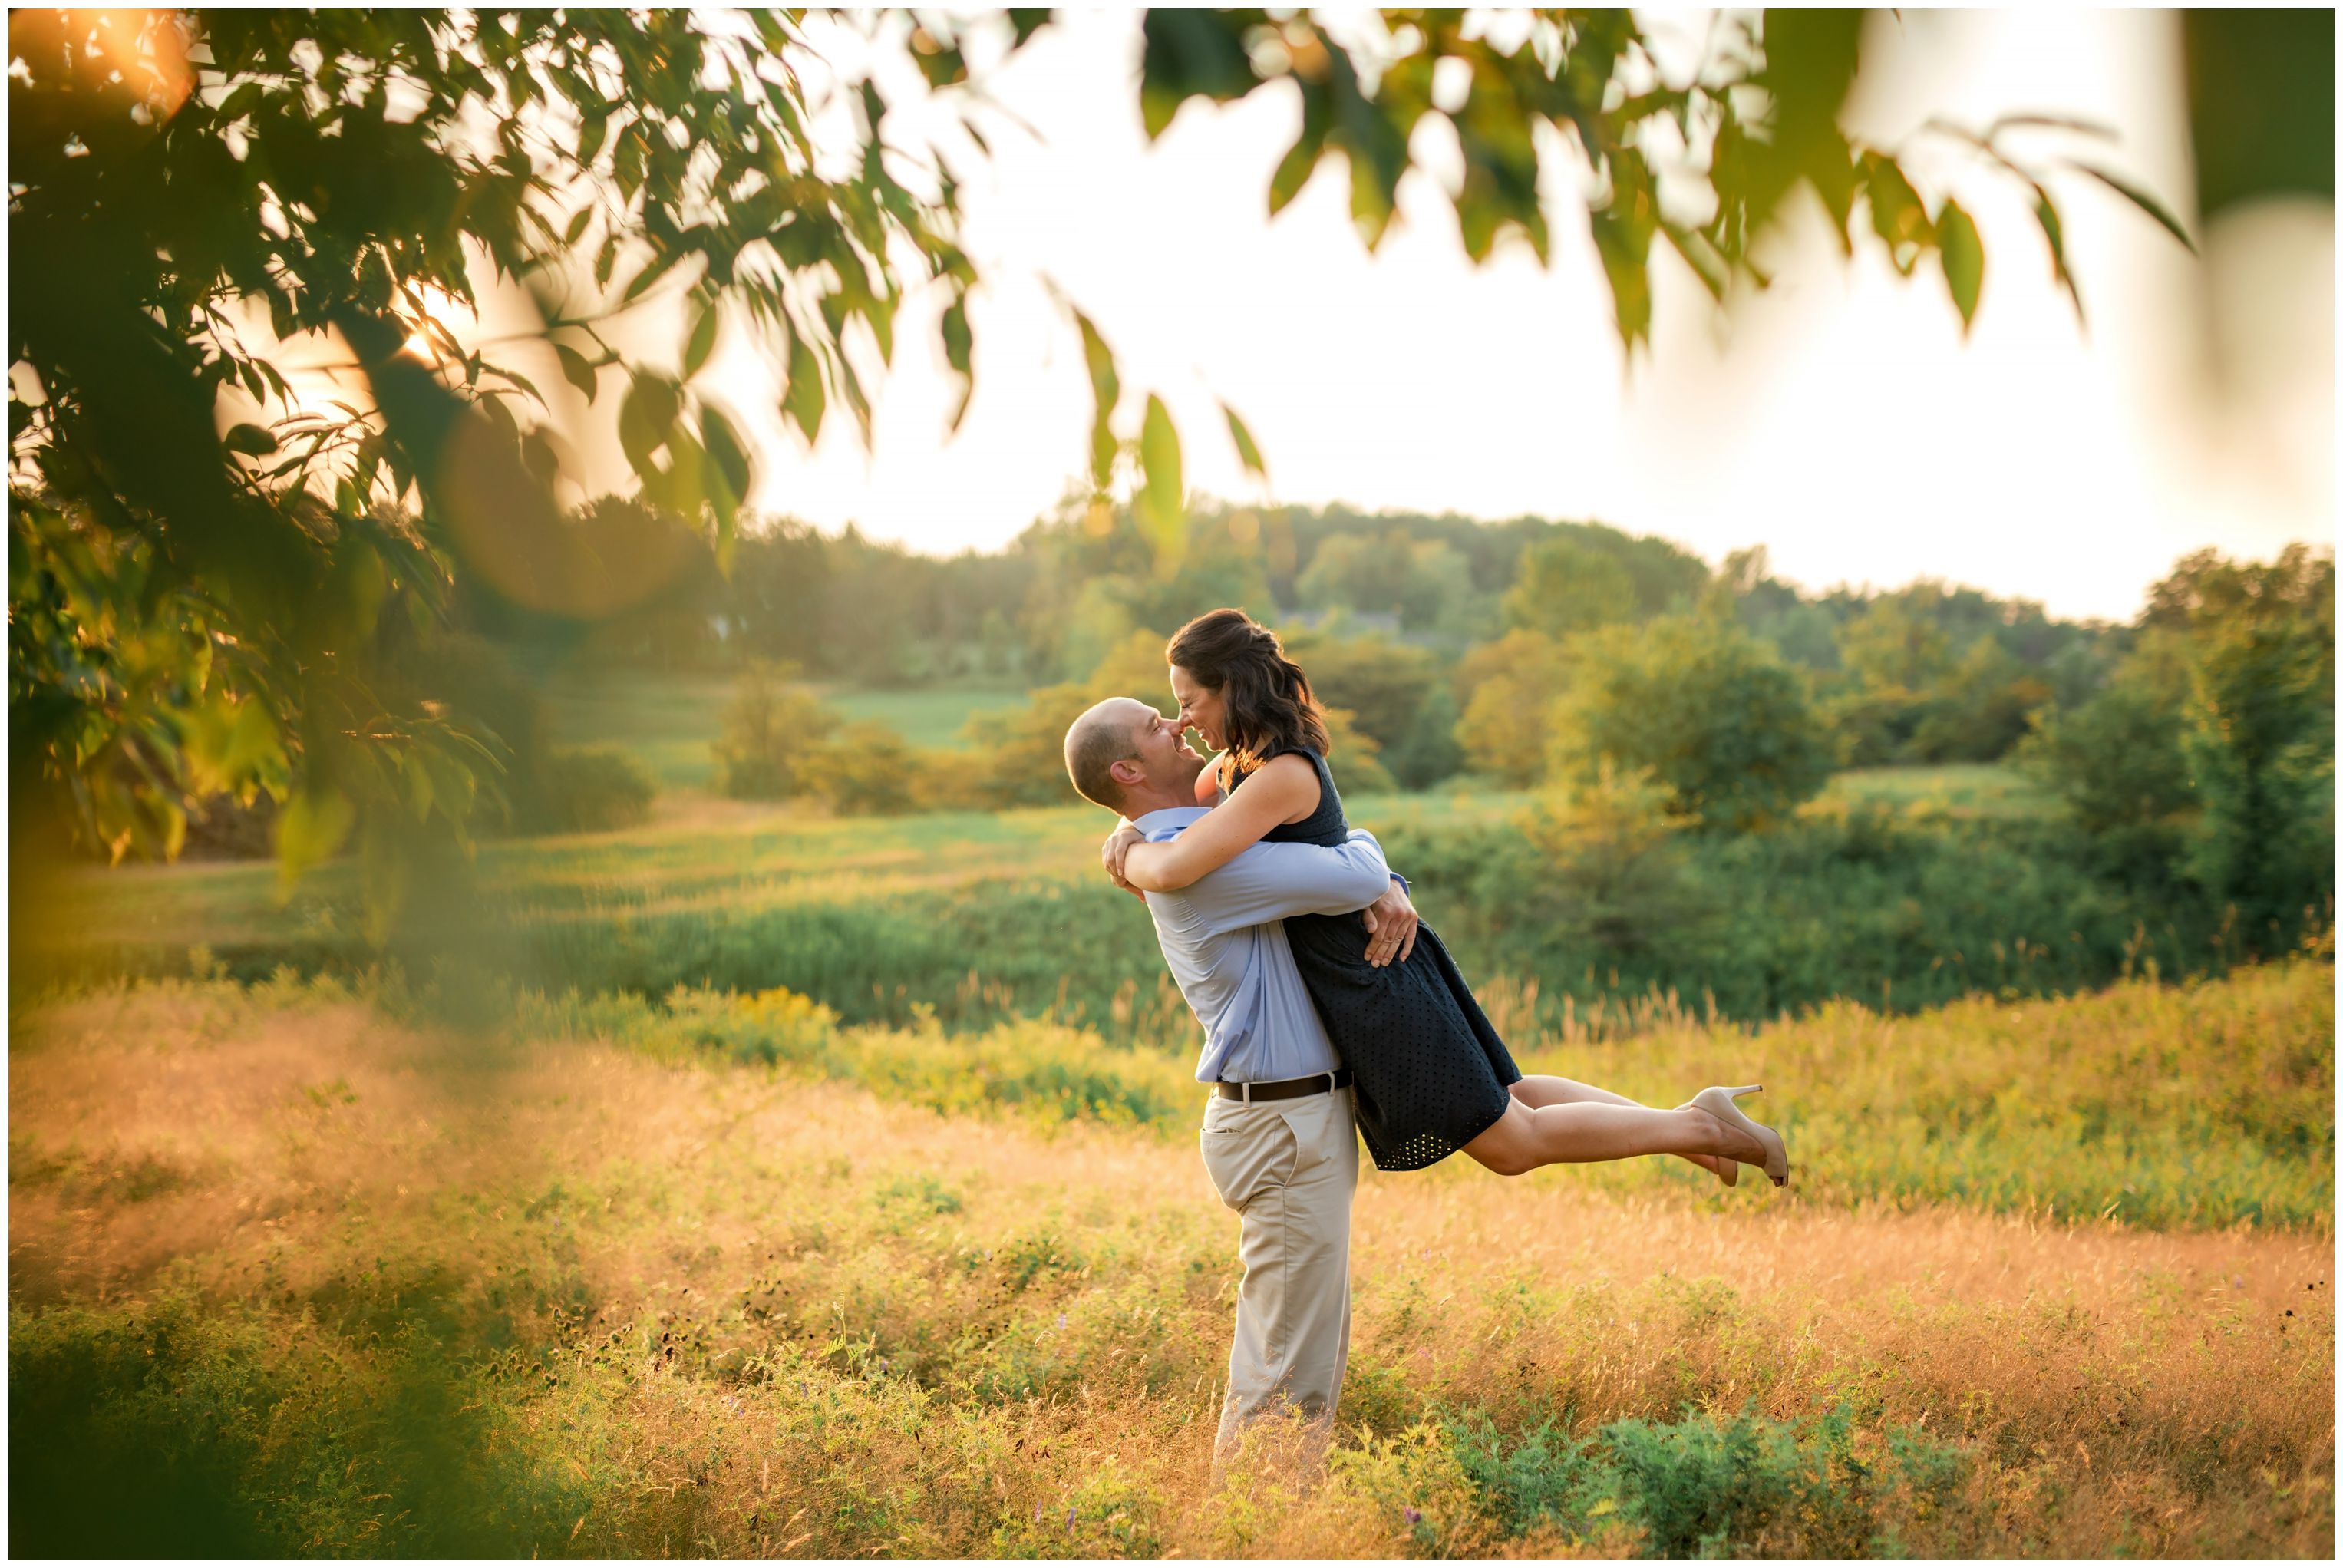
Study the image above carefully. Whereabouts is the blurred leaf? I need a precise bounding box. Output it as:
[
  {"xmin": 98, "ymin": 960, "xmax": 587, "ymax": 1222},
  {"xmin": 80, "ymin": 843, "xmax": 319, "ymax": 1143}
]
[
  {"xmin": 684, "ymin": 302, "xmax": 720, "ymax": 378},
  {"xmin": 2064, "ymin": 159, "xmax": 2199, "ymax": 254},
  {"xmin": 1749, "ymin": 8, "xmax": 1866, "ymax": 230},
  {"xmin": 402, "ymin": 748, "xmax": 436, "ymax": 822},
  {"xmin": 1137, "ymin": 393, "xmax": 1184, "ymax": 567},
  {"xmin": 1268, "ymin": 91, "xmax": 1330, "ymax": 215},
  {"xmin": 1008, "ymin": 11, "xmax": 1052, "ymax": 48},
  {"xmin": 562, "ymin": 206, "xmax": 592, "ymax": 245},
  {"xmin": 623, "ymin": 245, "xmax": 690, "ymax": 304},
  {"xmin": 222, "ymin": 423, "xmax": 279, "ymax": 457},
  {"xmin": 1074, "ymin": 309, "xmax": 1120, "ymax": 489},
  {"xmin": 2033, "ymin": 194, "xmax": 2083, "ymax": 322},
  {"xmin": 619, "ymin": 374, "xmax": 675, "ymax": 477},
  {"xmin": 1591, "ymin": 210, "xmax": 1653, "ymax": 351},
  {"xmin": 554, "ymin": 342, "xmax": 599, "ymax": 401},
  {"xmin": 940, "ymin": 292, "xmax": 973, "ymax": 432},
  {"xmin": 909, "ymin": 27, "xmax": 968, "ymax": 89},
  {"xmin": 1936, "ymin": 198, "xmax": 1983, "ymax": 332},
  {"xmin": 1660, "ymin": 220, "xmax": 1731, "ymax": 299},
  {"xmin": 1139, "ymin": 9, "xmax": 1259, "ymax": 140},
  {"xmin": 783, "ymin": 324, "xmax": 825, "ymax": 443},
  {"xmin": 701, "ymin": 404, "xmax": 751, "ymax": 564},
  {"xmin": 1865, "ymin": 154, "xmax": 1933, "ymax": 275},
  {"xmin": 1222, "ymin": 401, "xmax": 1266, "ymax": 483},
  {"xmin": 276, "ymin": 786, "xmax": 356, "ymax": 893}
]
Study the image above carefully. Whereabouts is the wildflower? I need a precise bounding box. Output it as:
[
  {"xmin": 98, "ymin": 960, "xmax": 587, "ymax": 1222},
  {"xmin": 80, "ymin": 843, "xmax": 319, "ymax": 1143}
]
[
  {"xmin": 1056, "ymin": 1312, "xmax": 1067, "ymax": 1330},
  {"xmin": 1067, "ymin": 1507, "xmax": 1077, "ymax": 1530},
  {"xmin": 1404, "ymin": 1507, "xmax": 1421, "ymax": 1525}
]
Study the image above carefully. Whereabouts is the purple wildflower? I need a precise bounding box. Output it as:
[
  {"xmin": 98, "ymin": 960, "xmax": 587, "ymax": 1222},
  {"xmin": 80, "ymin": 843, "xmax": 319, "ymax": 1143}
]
[{"xmin": 1404, "ymin": 1507, "xmax": 1422, "ymax": 1525}]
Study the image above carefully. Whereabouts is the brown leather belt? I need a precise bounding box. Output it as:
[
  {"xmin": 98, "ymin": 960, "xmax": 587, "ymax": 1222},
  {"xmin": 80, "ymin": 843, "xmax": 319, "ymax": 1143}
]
[{"xmin": 1215, "ymin": 1068, "xmax": 1352, "ymax": 1102}]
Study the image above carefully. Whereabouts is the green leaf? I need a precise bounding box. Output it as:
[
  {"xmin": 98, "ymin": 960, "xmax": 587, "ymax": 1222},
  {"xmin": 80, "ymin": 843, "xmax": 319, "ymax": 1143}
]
[
  {"xmin": 782, "ymin": 325, "xmax": 825, "ymax": 444},
  {"xmin": 2064, "ymin": 160, "xmax": 2197, "ymax": 254},
  {"xmin": 223, "ymin": 423, "xmax": 279, "ymax": 457},
  {"xmin": 623, "ymin": 244, "xmax": 691, "ymax": 304},
  {"xmin": 1936, "ymin": 199, "xmax": 1983, "ymax": 333},
  {"xmin": 1590, "ymin": 210, "xmax": 1654, "ymax": 352},
  {"xmin": 1269, "ymin": 114, "xmax": 1329, "ymax": 216},
  {"xmin": 909, "ymin": 28, "xmax": 968, "ymax": 89},
  {"xmin": 940, "ymin": 294, "xmax": 973, "ymax": 433},
  {"xmin": 1659, "ymin": 220, "xmax": 1731, "ymax": 301},
  {"xmin": 1222, "ymin": 401, "xmax": 1266, "ymax": 483},
  {"xmin": 563, "ymin": 206, "xmax": 593, "ymax": 246},
  {"xmin": 1137, "ymin": 394, "xmax": 1184, "ymax": 565},
  {"xmin": 555, "ymin": 342, "xmax": 599, "ymax": 401},
  {"xmin": 275, "ymin": 786, "xmax": 356, "ymax": 895},
  {"xmin": 1864, "ymin": 154, "xmax": 1932, "ymax": 274},
  {"xmin": 701, "ymin": 404, "xmax": 751, "ymax": 558},
  {"xmin": 1138, "ymin": 10, "xmax": 1259, "ymax": 140},
  {"xmin": 2033, "ymin": 195, "xmax": 2083, "ymax": 322},
  {"xmin": 1008, "ymin": 10, "xmax": 1051, "ymax": 47},
  {"xmin": 701, "ymin": 404, "xmax": 753, "ymax": 502},
  {"xmin": 403, "ymin": 748, "xmax": 436, "ymax": 822},
  {"xmin": 684, "ymin": 302, "xmax": 720, "ymax": 378},
  {"xmin": 224, "ymin": 698, "xmax": 288, "ymax": 791},
  {"xmin": 618, "ymin": 374, "xmax": 676, "ymax": 477},
  {"xmin": 1073, "ymin": 310, "xmax": 1120, "ymax": 489}
]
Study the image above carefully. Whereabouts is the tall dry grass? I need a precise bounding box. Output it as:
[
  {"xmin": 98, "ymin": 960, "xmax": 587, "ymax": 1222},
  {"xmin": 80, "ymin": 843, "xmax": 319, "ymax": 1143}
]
[{"xmin": 10, "ymin": 974, "xmax": 2331, "ymax": 1556}]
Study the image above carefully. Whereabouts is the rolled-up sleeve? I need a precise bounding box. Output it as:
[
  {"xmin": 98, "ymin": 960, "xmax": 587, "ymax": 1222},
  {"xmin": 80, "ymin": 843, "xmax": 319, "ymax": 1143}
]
[{"xmin": 1178, "ymin": 830, "xmax": 1390, "ymax": 936}]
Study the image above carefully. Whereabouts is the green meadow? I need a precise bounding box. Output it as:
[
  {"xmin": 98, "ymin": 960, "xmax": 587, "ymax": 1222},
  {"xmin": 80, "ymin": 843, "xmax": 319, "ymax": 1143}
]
[{"xmin": 542, "ymin": 669, "xmax": 1028, "ymax": 789}]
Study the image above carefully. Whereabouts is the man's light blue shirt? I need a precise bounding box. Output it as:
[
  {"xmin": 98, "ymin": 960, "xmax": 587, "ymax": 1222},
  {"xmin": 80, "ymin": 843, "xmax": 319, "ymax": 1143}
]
[{"xmin": 1130, "ymin": 807, "xmax": 1391, "ymax": 1085}]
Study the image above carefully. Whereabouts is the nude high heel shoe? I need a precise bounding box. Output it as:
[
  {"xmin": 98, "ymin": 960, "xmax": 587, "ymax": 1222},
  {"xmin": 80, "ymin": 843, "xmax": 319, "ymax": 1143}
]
[
  {"xmin": 1675, "ymin": 1098, "xmax": 1738, "ymax": 1187},
  {"xmin": 1691, "ymin": 1084, "xmax": 1788, "ymax": 1188}
]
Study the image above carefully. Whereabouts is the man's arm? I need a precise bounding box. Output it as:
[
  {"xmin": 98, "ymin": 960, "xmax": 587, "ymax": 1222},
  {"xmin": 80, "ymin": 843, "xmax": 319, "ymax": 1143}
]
[{"xmin": 1167, "ymin": 829, "xmax": 1392, "ymax": 936}]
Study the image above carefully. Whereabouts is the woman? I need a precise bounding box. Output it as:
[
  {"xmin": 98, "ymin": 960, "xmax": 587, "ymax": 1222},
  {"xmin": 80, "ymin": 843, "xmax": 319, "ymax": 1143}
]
[{"xmin": 1101, "ymin": 608, "xmax": 1789, "ymax": 1187}]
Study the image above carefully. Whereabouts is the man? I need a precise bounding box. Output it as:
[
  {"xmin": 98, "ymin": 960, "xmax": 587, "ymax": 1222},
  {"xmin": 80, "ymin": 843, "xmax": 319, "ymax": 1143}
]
[{"xmin": 1061, "ymin": 695, "xmax": 1415, "ymax": 1462}]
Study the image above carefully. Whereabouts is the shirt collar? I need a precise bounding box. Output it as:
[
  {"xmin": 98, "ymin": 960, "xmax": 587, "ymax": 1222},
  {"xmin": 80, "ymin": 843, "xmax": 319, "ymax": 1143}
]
[{"xmin": 1132, "ymin": 806, "xmax": 1208, "ymax": 840}]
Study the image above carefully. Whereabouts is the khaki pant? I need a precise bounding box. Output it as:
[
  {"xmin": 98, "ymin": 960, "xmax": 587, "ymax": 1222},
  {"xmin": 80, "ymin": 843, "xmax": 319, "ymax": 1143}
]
[{"xmin": 1198, "ymin": 1085, "xmax": 1359, "ymax": 1459}]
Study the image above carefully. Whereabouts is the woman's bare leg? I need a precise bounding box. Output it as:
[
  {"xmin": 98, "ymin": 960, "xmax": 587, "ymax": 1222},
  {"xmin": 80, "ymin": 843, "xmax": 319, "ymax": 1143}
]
[
  {"xmin": 1465, "ymin": 1094, "xmax": 1767, "ymax": 1178},
  {"xmin": 1509, "ymin": 1077, "xmax": 1731, "ymax": 1180}
]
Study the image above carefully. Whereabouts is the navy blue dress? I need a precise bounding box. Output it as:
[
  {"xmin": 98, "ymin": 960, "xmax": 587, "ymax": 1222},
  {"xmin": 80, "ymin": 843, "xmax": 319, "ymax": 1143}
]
[{"xmin": 1222, "ymin": 747, "xmax": 1521, "ymax": 1170}]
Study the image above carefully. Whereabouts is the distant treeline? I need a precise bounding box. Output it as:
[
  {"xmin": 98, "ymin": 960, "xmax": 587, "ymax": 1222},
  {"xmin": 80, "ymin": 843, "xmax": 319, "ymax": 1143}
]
[{"xmin": 582, "ymin": 497, "xmax": 2112, "ymax": 709}]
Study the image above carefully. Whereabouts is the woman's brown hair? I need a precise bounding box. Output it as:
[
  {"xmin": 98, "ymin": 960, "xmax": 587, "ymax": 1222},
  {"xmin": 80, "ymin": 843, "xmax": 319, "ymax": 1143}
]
[{"xmin": 1166, "ymin": 608, "xmax": 1332, "ymax": 772}]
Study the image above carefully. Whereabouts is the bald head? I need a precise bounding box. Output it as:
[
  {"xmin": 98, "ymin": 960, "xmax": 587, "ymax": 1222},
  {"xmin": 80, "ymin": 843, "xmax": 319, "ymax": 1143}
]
[{"xmin": 1064, "ymin": 698, "xmax": 1151, "ymax": 811}]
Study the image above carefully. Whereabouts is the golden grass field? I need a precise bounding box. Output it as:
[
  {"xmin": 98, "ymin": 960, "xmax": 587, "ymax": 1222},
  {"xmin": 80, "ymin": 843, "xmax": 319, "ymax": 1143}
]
[{"xmin": 9, "ymin": 963, "xmax": 2332, "ymax": 1557}]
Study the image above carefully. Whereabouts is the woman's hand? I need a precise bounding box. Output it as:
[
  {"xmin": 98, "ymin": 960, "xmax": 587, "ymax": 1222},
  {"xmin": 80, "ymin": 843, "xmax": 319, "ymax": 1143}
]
[
  {"xmin": 1101, "ymin": 823, "xmax": 1147, "ymax": 899},
  {"xmin": 1360, "ymin": 879, "xmax": 1420, "ymax": 967}
]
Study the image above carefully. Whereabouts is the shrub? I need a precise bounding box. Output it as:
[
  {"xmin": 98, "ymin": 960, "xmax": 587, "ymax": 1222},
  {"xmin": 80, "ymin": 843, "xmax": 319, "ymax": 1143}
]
[
  {"xmin": 1454, "ymin": 629, "xmax": 1571, "ymax": 786},
  {"xmin": 800, "ymin": 721, "xmax": 925, "ymax": 816},
  {"xmin": 528, "ymin": 747, "xmax": 658, "ymax": 834},
  {"xmin": 1600, "ymin": 1405, "xmax": 1948, "ymax": 1557},
  {"xmin": 968, "ymin": 630, "xmax": 1174, "ymax": 810},
  {"xmin": 711, "ymin": 660, "xmax": 839, "ymax": 800},
  {"xmin": 1553, "ymin": 613, "xmax": 1833, "ymax": 831},
  {"xmin": 1515, "ymin": 765, "xmax": 1709, "ymax": 962}
]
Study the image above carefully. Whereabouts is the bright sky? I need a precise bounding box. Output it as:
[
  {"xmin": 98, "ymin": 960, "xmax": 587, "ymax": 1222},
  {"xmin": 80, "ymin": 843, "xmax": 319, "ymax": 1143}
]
[{"xmin": 533, "ymin": 11, "xmax": 2335, "ymax": 623}]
